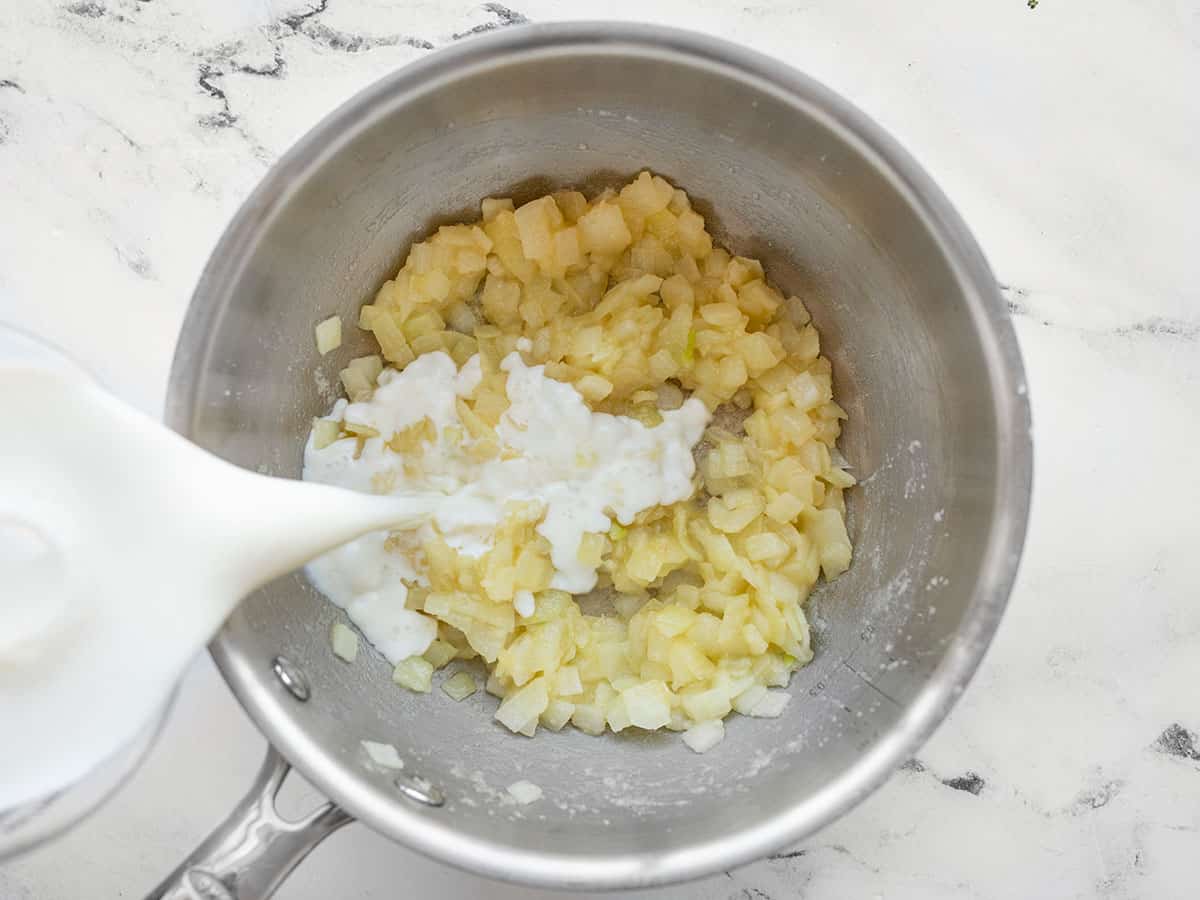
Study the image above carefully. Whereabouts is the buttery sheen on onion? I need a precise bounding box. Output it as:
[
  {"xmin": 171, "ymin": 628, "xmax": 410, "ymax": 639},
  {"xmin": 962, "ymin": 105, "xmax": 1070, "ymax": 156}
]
[{"xmin": 303, "ymin": 172, "xmax": 853, "ymax": 751}]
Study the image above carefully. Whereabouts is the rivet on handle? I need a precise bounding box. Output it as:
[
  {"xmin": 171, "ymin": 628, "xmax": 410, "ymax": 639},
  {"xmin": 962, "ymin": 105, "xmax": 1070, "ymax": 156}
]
[
  {"xmin": 394, "ymin": 773, "xmax": 445, "ymax": 808},
  {"xmin": 271, "ymin": 656, "xmax": 310, "ymax": 701}
]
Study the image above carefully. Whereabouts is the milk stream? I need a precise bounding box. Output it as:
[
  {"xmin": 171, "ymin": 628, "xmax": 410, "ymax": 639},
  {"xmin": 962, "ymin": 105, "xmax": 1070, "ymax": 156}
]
[{"xmin": 0, "ymin": 327, "xmax": 439, "ymax": 811}]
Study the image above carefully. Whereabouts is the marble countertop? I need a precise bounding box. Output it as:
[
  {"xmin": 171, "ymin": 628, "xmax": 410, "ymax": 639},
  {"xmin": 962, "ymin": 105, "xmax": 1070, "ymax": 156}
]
[{"xmin": 2, "ymin": 1, "xmax": 1198, "ymax": 897}]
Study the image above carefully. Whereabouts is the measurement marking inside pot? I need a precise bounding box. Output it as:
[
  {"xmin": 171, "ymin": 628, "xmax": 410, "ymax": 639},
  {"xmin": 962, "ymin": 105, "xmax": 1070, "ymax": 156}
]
[{"xmin": 841, "ymin": 661, "xmax": 901, "ymax": 707}]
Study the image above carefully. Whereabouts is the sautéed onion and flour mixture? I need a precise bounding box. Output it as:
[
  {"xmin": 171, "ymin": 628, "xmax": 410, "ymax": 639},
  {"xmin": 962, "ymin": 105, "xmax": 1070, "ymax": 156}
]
[{"xmin": 303, "ymin": 172, "xmax": 854, "ymax": 753}]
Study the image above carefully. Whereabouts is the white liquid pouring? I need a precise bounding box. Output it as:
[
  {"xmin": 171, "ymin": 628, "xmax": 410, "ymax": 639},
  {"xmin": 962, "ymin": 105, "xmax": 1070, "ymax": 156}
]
[{"xmin": 0, "ymin": 328, "xmax": 440, "ymax": 811}]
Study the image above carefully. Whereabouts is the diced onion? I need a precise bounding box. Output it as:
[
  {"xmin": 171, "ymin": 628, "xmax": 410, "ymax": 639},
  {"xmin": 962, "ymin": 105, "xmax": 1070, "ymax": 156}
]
[
  {"xmin": 315, "ymin": 315, "xmax": 342, "ymax": 355},
  {"xmin": 330, "ymin": 622, "xmax": 358, "ymax": 662},
  {"xmin": 441, "ymin": 671, "xmax": 478, "ymax": 701},
  {"xmin": 682, "ymin": 720, "xmax": 725, "ymax": 753},
  {"xmin": 747, "ymin": 690, "xmax": 790, "ymax": 718},
  {"xmin": 507, "ymin": 780, "xmax": 543, "ymax": 804},
  {"xmin": 361, "ymin": 740, "xmax": 404, "ymax": 769},
  {"xmin": 393, "ymin": 656, "xmax": 434, "ymax": 693}
]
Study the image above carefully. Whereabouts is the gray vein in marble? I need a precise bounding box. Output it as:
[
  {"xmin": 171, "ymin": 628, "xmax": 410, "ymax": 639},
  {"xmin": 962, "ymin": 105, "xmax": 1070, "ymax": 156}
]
[
  {"xmin": 278, "ymin": 0, "xmax": 330, "ymax": 32},
  {"xmin": 1069, "ymin": 780, "xmax": 1123, "ymax": 814},
  {"xmin": 941, "ymin": 772, "xmax": 985, "ymax": 795},
  {"xmin": 765, "ymin": 849, "xmax": 806, "ymax": 861},
  {"xmin": 897, "ymin": 757, "xmax": 987, "ymax": 796},
  {"xmin": 1153, "ymin": 722, "xmax": 1200, "ymax": 761},
  {"xmin": 65, "ymin": 1, "xmax": 107, "ymax": 19},
  {"xmin": 0, "ymin": 76, "xmax": 16, "ymax": 145},
  {"xmin": 188, "ymin": 45, "xmax": 275, "ymax": 162},
  {"xmin": 760, "ymin": 842, "xmax": 881, "ymax": 887},
  {"xmin": 1114, "ymin": 317, "xmax": 1200, "ymax": 341},
  {"xmin": 1000, "ymin": 282, "xmax": 1200, "ymax": 342},
  {"xmin": 196, "ymin": 62, "xmax": 237, "ymax": 130},
  {"xmin": 115, "ymin": 245, "xmax": 154, "ymax": 280},
  {"xmin": 232, "ymin": 48, "xmax": 286, "ymax": 79},
  {"xmin": 85, "ymin": 108, "xmax": 141, "ymax": 150},
  {"xmin": 728, "ymin": 888, "xmax": 772, "ymax": 900},
  {"xmin": 452, "ymin": 3, "xmax": 531, "ymax": 40},
  {"xmin": 484, "ymin": 3, "xmax": 530, "ymax": 25},
  {"xmin": 273, "ymin": 0, "xmax": 433, "ymax": 52},
  {"xmin": 283, "ymin": 18, "xmax": 432, "ymax": 53},
  {"xmin": 998, "ymin": 283, "xmax": 1044, "ymax": 320}
]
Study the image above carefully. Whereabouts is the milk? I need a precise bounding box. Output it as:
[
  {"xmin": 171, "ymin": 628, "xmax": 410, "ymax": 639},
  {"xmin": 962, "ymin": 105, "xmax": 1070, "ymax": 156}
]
[
  {"xmin": 302, "ymin": 350, "xmax": 708, "ymax": 664},
  {"xmin": 0, "ymin": 327, "xmax": 439, "ymax": 811}
]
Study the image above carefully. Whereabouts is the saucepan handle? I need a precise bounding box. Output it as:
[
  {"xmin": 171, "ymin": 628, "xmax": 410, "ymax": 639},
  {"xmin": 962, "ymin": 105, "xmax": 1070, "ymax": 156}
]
[{"xmin": 145, "ymin": 746, "xmax": 352, "ymax": 900}]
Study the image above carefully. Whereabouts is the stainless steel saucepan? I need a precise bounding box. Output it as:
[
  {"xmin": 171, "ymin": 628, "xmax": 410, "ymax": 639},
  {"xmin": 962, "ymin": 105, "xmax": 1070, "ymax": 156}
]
[{"xmin": 156, "ymin": 22, "xmax": 1032, "ymax": 897}]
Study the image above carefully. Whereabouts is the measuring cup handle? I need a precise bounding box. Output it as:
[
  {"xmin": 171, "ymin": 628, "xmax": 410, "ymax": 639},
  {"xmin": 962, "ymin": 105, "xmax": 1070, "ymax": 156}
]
[{"xmin": 144, "ymin": 746, "xmax": 352, "ymax": 900}]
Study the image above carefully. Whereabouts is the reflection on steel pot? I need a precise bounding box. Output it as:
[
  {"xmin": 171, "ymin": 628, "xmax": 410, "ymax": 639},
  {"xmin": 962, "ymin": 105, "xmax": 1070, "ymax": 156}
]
[{"xmin": 159, "ymin": 22, "xmax": 1031, "ymax": 897}]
